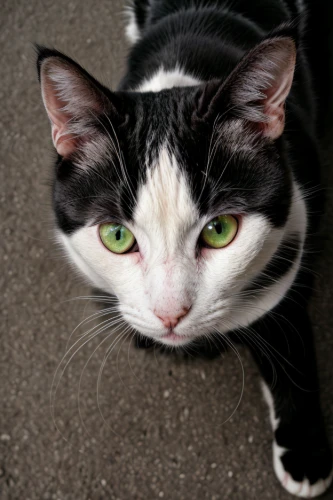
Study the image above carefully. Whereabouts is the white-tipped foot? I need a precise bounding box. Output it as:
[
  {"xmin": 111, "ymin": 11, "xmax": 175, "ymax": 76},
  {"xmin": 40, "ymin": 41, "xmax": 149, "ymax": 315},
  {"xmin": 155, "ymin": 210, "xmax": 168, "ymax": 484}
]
[{"xmin": 273, "ymin": 441, "xmax": 333, "ymax": 498}]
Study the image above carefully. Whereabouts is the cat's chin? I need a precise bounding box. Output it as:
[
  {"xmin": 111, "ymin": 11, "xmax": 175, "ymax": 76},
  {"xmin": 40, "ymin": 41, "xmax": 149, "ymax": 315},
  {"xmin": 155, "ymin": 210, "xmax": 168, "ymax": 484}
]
[{"xmin": 157, "ymin": 331, "xmax": 193, "ymax": 347}]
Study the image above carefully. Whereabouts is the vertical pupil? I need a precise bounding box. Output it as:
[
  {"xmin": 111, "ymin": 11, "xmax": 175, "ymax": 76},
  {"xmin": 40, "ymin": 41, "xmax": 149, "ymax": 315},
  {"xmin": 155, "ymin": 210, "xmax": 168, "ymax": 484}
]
[
  {"xmin": 214, "ymin": 221, "xmax": 223, "ymax": 234},
  {"xmin": 116, "ymin": 229, "xmax": 121, "ymax": 241}
]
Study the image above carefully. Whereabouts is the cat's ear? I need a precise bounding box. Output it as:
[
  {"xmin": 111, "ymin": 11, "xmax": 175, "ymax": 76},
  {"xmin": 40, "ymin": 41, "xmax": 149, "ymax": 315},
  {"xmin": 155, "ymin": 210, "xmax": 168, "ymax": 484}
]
[
  {"xmin": 36, "ymin": 47, "xmax": 122, "ymax": 157},
  {"xmin": 195, "ymin": 36, "xmax": 296, "ymax": 140}
]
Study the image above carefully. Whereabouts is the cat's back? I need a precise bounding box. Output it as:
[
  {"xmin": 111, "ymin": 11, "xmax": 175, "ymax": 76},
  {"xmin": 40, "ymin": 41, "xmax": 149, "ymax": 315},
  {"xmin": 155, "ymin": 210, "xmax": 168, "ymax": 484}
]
[{"xmin": 121, "ymin": 0, "xmax": 306, "ymax": 90}]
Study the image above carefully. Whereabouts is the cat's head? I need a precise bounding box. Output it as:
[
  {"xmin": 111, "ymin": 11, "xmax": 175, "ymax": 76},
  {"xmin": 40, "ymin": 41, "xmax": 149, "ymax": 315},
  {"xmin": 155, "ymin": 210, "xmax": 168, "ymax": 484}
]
[{"xmin": 37, "ymin": 34, "xmax": 302, "ymax": 347}]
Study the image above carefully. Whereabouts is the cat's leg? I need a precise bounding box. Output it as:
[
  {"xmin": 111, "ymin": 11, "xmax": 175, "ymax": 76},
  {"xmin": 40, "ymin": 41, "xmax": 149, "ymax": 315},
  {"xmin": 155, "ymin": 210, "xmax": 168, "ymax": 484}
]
[{"xmin": 246, "ymin": 300, "xmax": 333, "ymax": 498}]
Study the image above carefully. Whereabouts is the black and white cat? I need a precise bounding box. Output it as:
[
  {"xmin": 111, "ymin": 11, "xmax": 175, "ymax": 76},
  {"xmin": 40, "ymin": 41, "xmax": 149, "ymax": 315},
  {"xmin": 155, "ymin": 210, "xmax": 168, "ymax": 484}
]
[{"xmin": 37, "ymin": 0, "xmax": 332, "ymax": 497}]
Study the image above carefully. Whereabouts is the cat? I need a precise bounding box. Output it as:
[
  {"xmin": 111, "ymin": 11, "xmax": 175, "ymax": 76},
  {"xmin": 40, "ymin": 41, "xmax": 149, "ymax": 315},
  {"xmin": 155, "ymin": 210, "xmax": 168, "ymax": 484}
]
[{"xmin": 36, "ymin": 0, "xmax": 333, "ymax": 497}]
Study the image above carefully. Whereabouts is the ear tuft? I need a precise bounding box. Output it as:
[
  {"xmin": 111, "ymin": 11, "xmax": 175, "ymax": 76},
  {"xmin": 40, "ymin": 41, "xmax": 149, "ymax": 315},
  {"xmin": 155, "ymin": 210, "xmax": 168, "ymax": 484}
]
[
  {"xmin": 229, "ymin": 37, "xmax": 296, "ymax": 139},
  {"xmin": 195, "ymin": 36, "xmax": 297, "ymax": 140},
  {"xmin": 37, "ymin": 48, "xmax": 118, "ymax": 157}
]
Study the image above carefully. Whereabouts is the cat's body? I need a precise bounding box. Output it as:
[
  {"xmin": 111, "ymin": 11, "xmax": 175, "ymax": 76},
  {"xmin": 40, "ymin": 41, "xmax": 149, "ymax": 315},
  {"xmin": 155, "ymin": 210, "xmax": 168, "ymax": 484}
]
[{"xmin": 37, "ymin": 0, "xmax": 332, "ymax": 496}]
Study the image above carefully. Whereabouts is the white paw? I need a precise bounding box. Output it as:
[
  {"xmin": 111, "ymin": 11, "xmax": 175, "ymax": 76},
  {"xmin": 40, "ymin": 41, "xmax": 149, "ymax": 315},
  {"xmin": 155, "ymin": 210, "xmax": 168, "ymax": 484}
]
[{"xmin": 273, "ymin": 441, "xmax": 333, "ymax": 498}]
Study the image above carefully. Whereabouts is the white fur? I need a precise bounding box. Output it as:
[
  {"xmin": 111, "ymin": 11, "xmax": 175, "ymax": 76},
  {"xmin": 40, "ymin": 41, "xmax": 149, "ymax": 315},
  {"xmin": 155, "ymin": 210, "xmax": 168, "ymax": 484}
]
[
  {"xmin": 137, "ymin": 66, "xmax": 201, "ymax": 92},
  {"xmin": 124, "ymin": 7, "xmax": 141, "ymax": 44},
  {"xmin": 261, "ymin": 381, "xmax": 279, "ymax": 431},
  {"xmin": 273, "ymin": 441, "xmax": 333, "ymax": 498}
]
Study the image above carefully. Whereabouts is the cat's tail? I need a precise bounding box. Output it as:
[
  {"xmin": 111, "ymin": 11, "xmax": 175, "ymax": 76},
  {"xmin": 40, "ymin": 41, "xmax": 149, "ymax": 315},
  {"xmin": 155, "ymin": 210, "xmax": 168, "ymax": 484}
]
[{"xmin": 124, "ymin": 0, "xmax": 152, "ymax": 45}]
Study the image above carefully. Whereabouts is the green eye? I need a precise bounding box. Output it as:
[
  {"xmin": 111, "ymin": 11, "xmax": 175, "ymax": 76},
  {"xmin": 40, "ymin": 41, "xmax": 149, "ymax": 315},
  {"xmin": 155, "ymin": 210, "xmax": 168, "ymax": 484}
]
[
  {"xmin": 201, "ymin": 215, "xmax": 238, "ymax": 249},
  {"xmin": 99, "ymin": 223, "xmax": 136, "ymax": 254}
]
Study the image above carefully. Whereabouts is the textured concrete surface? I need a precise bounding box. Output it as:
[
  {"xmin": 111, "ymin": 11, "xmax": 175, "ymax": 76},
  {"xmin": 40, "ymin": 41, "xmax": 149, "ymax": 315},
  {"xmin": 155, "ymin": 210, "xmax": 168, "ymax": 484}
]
[{"xmin": 1, "ymin": 1, "xmax": 333, "ymax": 499}]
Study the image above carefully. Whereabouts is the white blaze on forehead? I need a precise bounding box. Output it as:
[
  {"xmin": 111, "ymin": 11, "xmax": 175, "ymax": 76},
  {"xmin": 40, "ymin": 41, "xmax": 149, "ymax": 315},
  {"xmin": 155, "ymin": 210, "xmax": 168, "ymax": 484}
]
[{"xmin": 134, "ymin": 146, "xmax": 198, "ymax": 257}]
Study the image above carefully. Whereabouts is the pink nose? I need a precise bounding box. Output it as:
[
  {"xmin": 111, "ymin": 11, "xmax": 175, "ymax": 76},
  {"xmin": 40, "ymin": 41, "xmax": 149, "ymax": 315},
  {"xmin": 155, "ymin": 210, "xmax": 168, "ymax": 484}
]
[{"xmin": 156, "ymin": 308, "xmax": 190, "ymax": 329}]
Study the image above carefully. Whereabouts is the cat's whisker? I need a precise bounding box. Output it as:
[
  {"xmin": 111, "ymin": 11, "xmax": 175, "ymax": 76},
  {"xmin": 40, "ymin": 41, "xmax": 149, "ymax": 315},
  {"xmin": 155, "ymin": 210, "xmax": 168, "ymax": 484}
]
[
  {"xmin": 77, "ymin": 329, "xmax": 120, "ymax": 441},
  {"xmin": 198, "ymin": 114, "xmax": 223, "ymax": 200},
  {"xmin": 96, "ymin": 328, "xmax": 132, "ymax": 434},
  {"xmin": 209, "ymin": 146, "xmax": 240, "ymax": 196},
  {"xmin": 212, "ymin": 328, "xmax": 245, "ymax": 425},
  {"xmin": 64, "ymin": 294, "xmax": 118, "ymax": 303},
  {"xmin": 104, "ymin": 113, "xmax": 136, "ymax": 203},
  {"xmin": 225, "ymin": 301, "xmax": 304, "ymax": 357},
  {"xmin": 200, "ymin": 296, "xmax": 305, "ymax": 368},
  {"xmin": 223, "ymin": 311, "xmax": 304, "ymax": 379},
  {"xmin": 228, "ymin": 325, "xmax": 278, "ymax": 390},
  {"xmin": 77, "ymin": 325, "xmax": 129, "ymax": 440},
  {"xmin": 51, "ymin": 315, "xmax": 124, "ymax": 419},
  {"xmin": 65, "ymin": 308, "xmax": 121, "ymax": 352},
  {"xmin": 50, "ymin": 318, "xmax": 123, "ymax": 447},
  {"xmin": 115, "ymin": 330, "xmax": 133, "ymax": 390},
  {"xmin": 75, "ymin": 314, "xmax": 123, "ymax": 342},
  {"xmin": 86, "ymin": 109, "xmax": 136, "ymax": 208},
  {"xmin": 126, "ymin": 329, "xmax": 146, "ymax": 385},
  {"xmin": 223, "ymin": 319, "xmax": 280, "ymax": 389}
]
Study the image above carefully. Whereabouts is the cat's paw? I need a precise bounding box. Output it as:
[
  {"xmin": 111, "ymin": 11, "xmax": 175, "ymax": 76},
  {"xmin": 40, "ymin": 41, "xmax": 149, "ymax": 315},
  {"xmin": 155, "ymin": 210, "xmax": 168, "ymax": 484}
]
[{"xmin": 273, "ymin": 441, "xmax": 333, "ymax": 498}]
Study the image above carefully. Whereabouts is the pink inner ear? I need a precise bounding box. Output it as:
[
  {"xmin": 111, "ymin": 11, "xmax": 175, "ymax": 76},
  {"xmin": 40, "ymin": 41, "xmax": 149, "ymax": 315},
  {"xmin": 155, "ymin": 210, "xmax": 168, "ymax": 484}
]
[
  {"xmin": 41, "ymin": 65, "xmax": 79, "ymax": 157},
  {"xmin": 49, "ymin": 110, "xmax": 78, "ymax": 157},
  {"xmin": 261, "ymin": 45, "xmax": 296, "ymax": 140},
  {"xmin": 262, "ymin": 103, "xmax": 285, "ymax": 139}
]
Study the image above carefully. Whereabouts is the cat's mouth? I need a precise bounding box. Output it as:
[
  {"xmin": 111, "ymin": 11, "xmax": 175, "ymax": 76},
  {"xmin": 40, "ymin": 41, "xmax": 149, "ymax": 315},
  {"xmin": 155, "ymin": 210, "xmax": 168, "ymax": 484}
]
[{"xmin": 160, "ymin": 330, "xmax": 191, "ymax": 346}]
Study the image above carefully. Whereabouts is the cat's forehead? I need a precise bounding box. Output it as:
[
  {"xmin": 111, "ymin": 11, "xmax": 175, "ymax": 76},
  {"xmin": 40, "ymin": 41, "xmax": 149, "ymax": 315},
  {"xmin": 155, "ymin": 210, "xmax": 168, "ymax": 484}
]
[
  {"xmin": 133, "ymin": 146, "xmax": 199, "ymax": 255},
  {"xmin": 126, "ymin": 89, "xmax": 195, "ymax": 148}
]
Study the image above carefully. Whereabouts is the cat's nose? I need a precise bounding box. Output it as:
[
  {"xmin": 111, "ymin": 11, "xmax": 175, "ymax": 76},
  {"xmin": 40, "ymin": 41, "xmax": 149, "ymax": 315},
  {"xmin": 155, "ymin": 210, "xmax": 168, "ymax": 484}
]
[{"xmin": 156, "ymin": 308, "xmax": 190, "ymax": 329}]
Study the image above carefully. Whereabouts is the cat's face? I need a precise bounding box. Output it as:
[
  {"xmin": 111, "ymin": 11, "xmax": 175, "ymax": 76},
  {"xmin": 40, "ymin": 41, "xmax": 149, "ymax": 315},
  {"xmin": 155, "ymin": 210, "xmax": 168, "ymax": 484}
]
[{"xmin": 38, "ymin": 37, "xmax": 302, "ymax": 346}]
